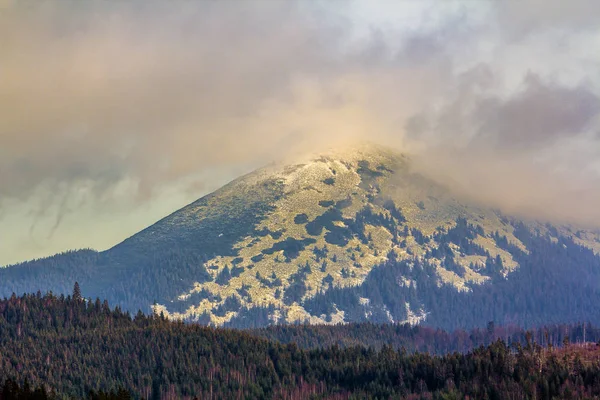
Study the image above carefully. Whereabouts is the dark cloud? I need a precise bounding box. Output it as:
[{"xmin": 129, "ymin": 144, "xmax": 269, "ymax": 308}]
[
  {"xmin": 408, "ymin": 70, "xmax": 600, "ymax": 151},
  {"xmin": 474, "ymin": 74, "xmax": 600, "ymax": 150}
]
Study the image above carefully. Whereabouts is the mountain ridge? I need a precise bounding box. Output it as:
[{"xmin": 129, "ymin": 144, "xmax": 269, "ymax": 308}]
[{"xmin": 2, "ymin": 143, "xmax": 600, "ymax": 330}]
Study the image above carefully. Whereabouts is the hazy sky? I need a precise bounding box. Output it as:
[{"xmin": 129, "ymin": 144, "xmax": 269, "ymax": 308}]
[{"xmin": 1, "ymin": 0, "xmax": 600, "ymax": 266}]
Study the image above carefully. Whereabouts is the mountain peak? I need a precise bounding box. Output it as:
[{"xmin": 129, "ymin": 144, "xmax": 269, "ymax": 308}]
[
  {"xmin": 129, "ymin": 142, "xmax": 515, "ymax": 325},
  {"xmin": 4, "ymin": 142, "xmax": 600, "ymax": 330}
]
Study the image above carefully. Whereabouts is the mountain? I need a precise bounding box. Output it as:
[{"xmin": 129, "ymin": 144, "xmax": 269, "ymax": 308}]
[{"xmin": 2, "ymin": 143, "xmax": 600, "ymax": 330}]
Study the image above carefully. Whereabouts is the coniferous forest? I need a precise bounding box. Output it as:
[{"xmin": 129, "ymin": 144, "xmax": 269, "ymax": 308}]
[{"xmin": 2, "ymin": 292, "xmax": 600, "ymax": 399}]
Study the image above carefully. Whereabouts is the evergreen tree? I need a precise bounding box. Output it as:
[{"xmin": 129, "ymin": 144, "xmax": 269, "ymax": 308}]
[{"xmin": 72, "ymin": 282, "xmax": 82, "ymax": 302}]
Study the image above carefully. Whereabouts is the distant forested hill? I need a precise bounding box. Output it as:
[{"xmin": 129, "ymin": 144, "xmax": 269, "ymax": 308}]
[{"xmin": 252, "ymin": 321, "xmax": 599, "ymax": 354}]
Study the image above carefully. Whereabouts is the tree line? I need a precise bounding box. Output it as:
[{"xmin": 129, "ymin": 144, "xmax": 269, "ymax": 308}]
[{"xmin": 3, "ymin": 291, "xmax": 600, "ymax": 399}]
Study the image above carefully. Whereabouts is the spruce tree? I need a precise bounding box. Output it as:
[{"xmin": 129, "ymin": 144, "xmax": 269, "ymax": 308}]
[{"xmin": 73, "ymin": 281, "xmax": 82, "ymax": 301}]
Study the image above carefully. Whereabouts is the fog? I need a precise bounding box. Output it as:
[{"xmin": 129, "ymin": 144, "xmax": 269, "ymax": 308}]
[{"xmin": 1, "ymin": 0, "xmax": 599, "ymax": 264}]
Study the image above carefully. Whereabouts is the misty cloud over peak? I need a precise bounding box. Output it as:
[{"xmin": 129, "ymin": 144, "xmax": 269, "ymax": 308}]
[{"xmin": 1, "ymin": 0, "xmax": 600, "ymax": 264}]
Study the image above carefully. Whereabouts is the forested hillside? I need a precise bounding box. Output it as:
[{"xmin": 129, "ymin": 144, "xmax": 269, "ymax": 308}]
[
  {"xmin": 2, "ymin": 293, "xmax": 600, "ymax": 399},
  {"xmin": 300, "ymin": 222, "xmax": 600, "ymax": 331}
]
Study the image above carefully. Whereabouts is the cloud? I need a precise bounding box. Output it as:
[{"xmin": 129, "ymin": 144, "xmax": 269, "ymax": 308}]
[
  {"xmin": 494, "ymin": 0, "xmax": 600, "ymax": 37},
  {"xmin": 408, "ymin": 69, "xmax": 600, "ymax": 226},
  {"xmin": 473, "ymin": 73, "xmax": 600, "ymax": 150},
  {"xmin": 1, "ymin": 4, "xmax": 288, "ymax": 195},
  {"xmin": 1, "ymin": 0, "xmax": 600, "ymax": 263},
  {"xmin": 408, "ymin": 71, "xmax": 600, "ymax": 150},
  {"xmin": 0, "ymin": 1, "xmax": 455, "ymax": 200}
]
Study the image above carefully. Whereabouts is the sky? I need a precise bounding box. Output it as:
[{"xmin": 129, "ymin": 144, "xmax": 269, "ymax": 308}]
[{"xmin": 1, "ymin": 0, "xmax": 600, "ymax": 266}]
